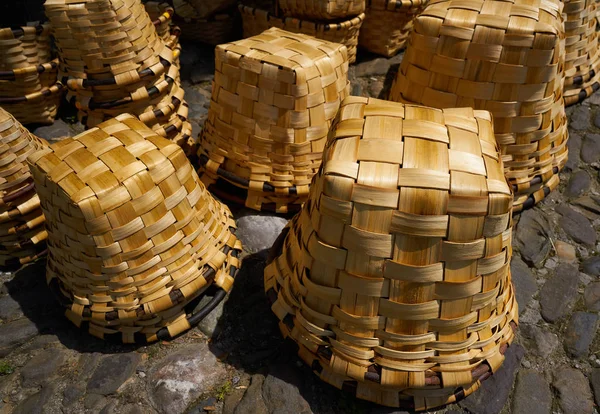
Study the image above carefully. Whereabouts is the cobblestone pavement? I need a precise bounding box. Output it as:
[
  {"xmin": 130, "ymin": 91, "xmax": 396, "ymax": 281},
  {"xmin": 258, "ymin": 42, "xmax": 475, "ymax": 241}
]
[{"xmin": 0, "ymin": 42, "xmax": 596, "ymax": 414}]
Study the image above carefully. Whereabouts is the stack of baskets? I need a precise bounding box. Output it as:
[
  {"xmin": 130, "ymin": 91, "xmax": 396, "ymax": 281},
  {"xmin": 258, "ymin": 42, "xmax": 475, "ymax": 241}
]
[
  {"xmin": 240, "ymin": 0, "xmax": 365, "ymax": 63},
  {"xmin": 44, "ymin": 0, "xmax": 193, "ymax": 151},
  {"xmin": 563, "ymin": 0, "xmax": 600, "ymax": 105},
  {"xmin": 0, "ymin": 24, "xmax": 63, "ymax": 125},
  {"xmin": 173, "ymin": 0, "xmax": 240, "ymax": 45},
  {"xmin": 359, "ymin": 0, "xmax": 428, "ymax": 57},
  {"xmin": 0, "ymin": 108, "xmax": 48, "ymax": 267}
]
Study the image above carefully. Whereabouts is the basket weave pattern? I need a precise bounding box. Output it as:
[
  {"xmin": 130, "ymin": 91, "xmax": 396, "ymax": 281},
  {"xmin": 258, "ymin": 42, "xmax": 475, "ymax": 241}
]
[
  {"xmin": 28, "ymin": 114, "xmax": 242, "ymax": 343},
  {"xmin": 180, "ymin": 0, "xmax": 236, "ymax": 19},
  {"xmin": 197, "ymin": 28, "xmax": 350, "ymax": 213},
  {"xmin": 265, "ymin": 97, "xmax": 517, "ymax": 410},
  {"xmin": 173, "ymin": 0, "xmax": 240, "ymax": 45},
  {"xmin": 389, "ymin": 0, "xmax": 567, "ymax": 212},
  {"xmin": 279, "ymin": 0, "xmax": 366, "ymax": 20}
]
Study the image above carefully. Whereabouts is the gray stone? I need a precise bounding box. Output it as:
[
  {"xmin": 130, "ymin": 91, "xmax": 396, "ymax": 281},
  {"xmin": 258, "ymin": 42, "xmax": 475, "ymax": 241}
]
[
  {"xmin": 196, "ymin": 295, "xmax": 225, "ymax": 338},
  {"xmin": 591, "ymin": 369, "xmax": 600, "ymax": 407},
  {"xmin": 572, "ymin": 196, "xmax": 600, "ymax": 215},
  {"xmin": 520, "ymin": 324, "xmax": 559, "ymax": 358},
  {"xmin": 13, "ymin": 384, "xmax": 56, "ymax": 414},
  {"xmin": 540, "ymin": 264, "xmax": 579, "ymax": 322},
  {"xmin": 87, "ymin": 353, "xmax": 141, "ymax": 395},
  {"xmin": 565, "ymin": 170, "xmax": 591, "ymax": 198},
  {"xmin": 77, "ymin": 352, "xmax": 101, "ymax": 380},
  {"xmin": 553, "ymin": 367, "xmax": 594, "ymax": 414},
  {"xmin": 33, "ymin": 119, "xmax": 71, "ymax": 142},
  {"xmin": 84, "ymin": 393, "xmax": 107, "ymax": 410},
  {"xmin": 582, "ymin": 256, "xmax": 600, "ymax": 276},
  {"xmin": 99, "ymin": 400, "xmax": 118, "ymax": 414},
  {"xmin": 515, "ymin": 209, "xmax": 553, "ymax": 267},
  {"xmin": 570, "ymin": 106, "xmax": 591, "ymax": 130},
  {"xmin": 262, "ymin": 364, "xmax": 312, "ymax": 414},
  {"xmin": 581, "ymin": 133, "xmax": 600, "ymax": 163},
  {"xmin": 510, "ymin": 257, "xmax": 537, "ymax": 314},
  {"xmin": 351, "ymin": 82, "xmax": 362, "ymax": 96},
  {"xmin": 0, "ymin": 318, "xmax": 38, "ymax": 357},
  {"xmin": 595, "ymin": 112, "xmax": 600, "ymax": 129},
  {"xmin": 354, "ymin": 58, "xmax": 391, "ymax": 77},
  {"xmin": 564, "ymin": 312, "xmax": 599, "ymax": 358},
  {"xmin": 235, "ymin": 212, "xmax": 288, "ymax": 254},
  {"xmin": 233, "ymin": 375, "xmax": 268, "ymax": 414},
  {"xmin": 566, "ymin": 132, "xmax": 582, "ymax": 170},
  {"xmin": 584, "ymin": 282, "xmax": 600, "ymax": 311},
  {"xmin": 21, "ymin": 349, "xmax": 67, "ymax": 386},
  {"xmin": 62, "ymin": 385, "xmax": 84, "ymax": 407},
  {"xmin": 556, "ymin": 205, "xmax": 597, "ymax": 247},
  {"xmin": 511, "ymin": 370, "xmax": 552, "ymax": 414},
  {"xmin": 149, "ymin": 343, "xmax": 227, "ymax": 414},
  {"xmin": 459, "ymin": 344, "xmax": 525, "ymax": 414},
  {"xmin": 368, "ymin": 80, "xmax": 384, "ymax": 98},
  {"xmin": 0, "ymin": 295, "xmax": 23, "ymax": 321}
]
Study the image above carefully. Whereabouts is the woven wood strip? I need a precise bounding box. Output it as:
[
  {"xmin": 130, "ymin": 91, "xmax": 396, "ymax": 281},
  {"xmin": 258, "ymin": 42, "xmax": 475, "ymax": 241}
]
[
  {"xmin": 359, "ymin": 0, "xmax": 428, "ymax": 57},
  {"xmin": 173, "ymin": 0, "xmax": 241, "ymax": 45},
  {"xmin": 278, "ymin": 0, "xmax": 366, "ymax": 20},
  {"xmin": 144, "ymin": 1, "xmax": 175, "ymax": 43},
  {"xmin": 239, "ymin": 5, "xmax": 365, "ymax": 63},
  {"xmin": 0, "ymin": 108, "xmax": 48, "ymax": 267},
  {"xmin": 265, "ymin": 96, "xmax": 517, "ymax": 410},
  {"xmin": 175, "ymin": 0, "xmax": 236, "ymax": 19},
  {"xmin": 196, "ymin": 27, "xmax": 350, "ymax": 213},
  {"xmin": 28, "ymin": 113, "xmax": 242, "ymax": 343},
  {"xmin": 389, "ymin": 0, "xmax": 568, "ymax": 213}
]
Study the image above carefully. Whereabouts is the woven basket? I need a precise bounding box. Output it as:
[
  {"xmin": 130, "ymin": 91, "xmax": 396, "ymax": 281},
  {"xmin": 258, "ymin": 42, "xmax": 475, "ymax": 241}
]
[
  {"xmin": 196, "ymin": 28, "xmax": 350, "ymax": 213},
  {"xmin": 173, "ymin": 0, "xmax": 241, "ymax": 45},
  {"xmin": 389, "ymin": 0, "xmax": 567, "ymax": 213},
  {"xmin": 240, "ymin": 5, "xmax": 365, "ymax": 63},
  {"xmin": 144, "ymin": 1, "xmax": 175, "ymax": 43},
  {"xmin": 176, "ymin": 0, "xmax": 236, "ymax": 19},
  {"xmin": 278, "ymin": 0, "xmax": 366, "ymax": 20},
  {"xmin": 265, "ymin": 96, "xmax": 518, "ymax": 411},
  {"xmin": 563, "ymin": 0, "xmax": 600, "ymax": 106},
  {"xmin": 0, "ymin": 108, "xmax": 48, "ymax": 267},
  {"xmin": 0, "ymin": 25, "xmax": 63, "ymax": 125},
  {"xmin": 359, "ymin": 0, "xmax": 427, "ymax": 57},
  {"xmin": 28, "ymin": 114, "xmax": 242, "ymax": 343}
]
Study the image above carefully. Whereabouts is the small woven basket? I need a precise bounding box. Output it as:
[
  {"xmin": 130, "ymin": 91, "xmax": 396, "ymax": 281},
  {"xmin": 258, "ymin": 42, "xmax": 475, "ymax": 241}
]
[
  {"xmin": 359, "ymin": 0, "xmax": 427, "ymax": 57},
  {"xmin": 0, "ymin": 108, "xmax": 48, "ymax": 267},
  {"xmin": 144, "ymin": 1, "xmax": 175, "ymax": 43},
  {"xmin": 28, "ymin": 114, "xmax": 242, "ymax": 343},
  {"xmin": 173, "ymin": 0, "xmax": 241, "ymax": 45},
  {"xmin": 196, "ymin": 28, "xmax": 350, "ymax": 213},
  {"xmin": 0, "ymin": 24, "xmax": 63, "ymax": 125},
  {"xmin": 240, "ymin": 4, "xmax": 365, "ymax": 63},
  {"xmin": 278, "ymin": 0, "xmax": 366, "ymax": 20},
  {"xmin": 389, "ymin": 0, "xmax": 568, "ymax": 213},
  {"xmin": 563, "ymin": 0, "xmax": 600, "ymax": 105},
  {"xmin": 265, "ymin": 96, "xmax": 518, "ymax": 411}
]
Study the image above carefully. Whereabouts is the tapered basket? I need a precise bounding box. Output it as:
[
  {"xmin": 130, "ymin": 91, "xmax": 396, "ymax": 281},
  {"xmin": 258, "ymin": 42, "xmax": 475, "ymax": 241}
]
[
  {"xmin": 389, "ymin": 0, "xmax": 568, "ymax": 213},
  {"xmin": 359, "ymin": 0, "xmax": 427, "ymax": 57},
  {"xmin": 196, "ymin": 28, "xmax": 350, "ymax": 213},
  {"xmin": 563, "ymin": 0, "xmax": 600, "ymax": 105},
  {"xmin": 0, "ymin": 108, "xmax": 48, "ymax": 267},
  {"xmin": 265, "ymin": 97, "xmax": 518, "ymax": 411},
  {"xmin": 28, "ymin": 114, "xmax": 242, "ymax": 343},
  {"xmin": 240, "ymin": 4, "xmax": 365, "ymax": 63},
  {"xmin": 144, "ymin": 1, "xmax": 175, "ymax": 43},
  {"xmin": 278, "ymin": 0, "xmax": 366, "ymax": 20},
  {"xmin": 173, "ymin": 0, "xmax": 241, "ymax": 45},
  {"xmin": 0, "ymin": 24, "xmax": 63, "ymax": 125}
]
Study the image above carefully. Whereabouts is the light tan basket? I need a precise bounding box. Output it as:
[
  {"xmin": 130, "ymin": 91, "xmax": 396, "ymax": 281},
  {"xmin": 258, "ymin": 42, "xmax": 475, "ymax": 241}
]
[
  {"xmin": 240, "ymin": 4, "xmax": 365, "ymax": 63},
  {"xmin": 265, "ymin": 97, "xmax": 517, "ymax": 411},
  {"xmin": 28, "ymin": 114, "xmax": 242, "ymax": 343},
  {"xmin": 359, "ymin": 0, "xmax": 427, "ymax": 57},
  {"xmin": 144, "ymin": 1, "xmax": 175, "ymax": 43},
  {"xmin": 173, "ymin": 0, "xmax": 241, "ymax": 45},
  {"xmin": 196, "ymin": 28, "xmax": 350, "ymax": 213},
  {"xmin": 0, "ymin": 108, "xmax": 48, "ymax": 267},
  {"xmin": 278, "ymin": 0, "xmax": 366, "ymax": 20},
  {"xmin": 0, "ymin": 24, "xmax": 63, "ymax": 125},
  {"xmin": 563, "ymin": 0, "xmax": 600, "ymax": 105},
  {"xmin": 389, "ymin": 0, "xmax": 567, "ymax": 213}
]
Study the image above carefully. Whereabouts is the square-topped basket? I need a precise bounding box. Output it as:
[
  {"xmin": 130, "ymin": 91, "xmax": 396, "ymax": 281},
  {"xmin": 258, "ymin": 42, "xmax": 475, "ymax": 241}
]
[
  {"xmin": 265, "ymin": 97, "xmax": 518, "ymax": 411},
  {"xmin": 196, "ymin": 27, "xmax": 350, "ymax": 213}
]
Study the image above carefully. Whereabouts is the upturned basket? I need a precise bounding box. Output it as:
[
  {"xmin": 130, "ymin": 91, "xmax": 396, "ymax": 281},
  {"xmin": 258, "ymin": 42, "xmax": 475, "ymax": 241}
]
[
  {"xmin": 278, "ymin": 0, "xmax": 366, "ymax": 20},
  {"xmin": 0, "ymin": 108, "xmax": 48, "ymax": 267},
  {"xmin": 265, "ymin": 96, "xmax": 518, "ymax": 411},
  {"xmin": 240, "ymin": 5, "xmax": 365, "ymax": 63},
  {"xmin": 196, "ymin": 28, "xmax": 350, "ymax": 213},
  {"xmin": 389, "ymin": 0, "xmax": 568, "ymax": 213},
  {"xmin": 28, "ymin": 114, "xmax": 242, "ymax": 343},
  {"xmin": 359, "ymin": 0, "xmax": 427, "ymax": 57},
  {"xmin": 563, "ymin": 0, "xmax": 600, "ymax": 105},
  {"xmin": 0, "ymin": 24, "xmax": 63, "ymax": 125},
  {"xmin": 173, "ymin": 0, "xmax": 241, "ymax": 45}
]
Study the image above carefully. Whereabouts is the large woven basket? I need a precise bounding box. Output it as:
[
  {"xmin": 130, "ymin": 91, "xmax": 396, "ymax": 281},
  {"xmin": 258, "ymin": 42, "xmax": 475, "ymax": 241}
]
[
  {"xmin": 173, "ymin": 0, "xmax": 241, "ymax": 45},
  {"xmin": 196, "ymin": 28, "xmax": 350, "ymax": 213},
  {"xmin": 389, "ymin": 0, "xmax": 568, "ymax": 213},
  {"xmin": 177, "ymin": 0, "xmax": 236, "ymax": 19},
  {"xmin": 265, "ymin": 97, "xmax": 518, "ymax": 411},
  {"xmin": 0, "ymin": 24, "xmax": 63, "ymax": 125},
  {"xmin": 278, "ymin": 0, "xmax": 366, "ymax": 20},
  {"xmin": 359, "ymin": 0, "xmax": 427, "ymax": 57},
  {"xmin": 0, "ymin": 108, "xmax": 48, "ymax": 267},
  {"xmin": 563, "ymin": 0, "xmax": 600, "ymax": 105},
  {"xmin": 240, "ymin": 5, "xmax": 365, "ymax": 63},
  {"xmin": 28, "ymin": 114, "xmax": 242, "ymax": 343},
  {"xmin": 144, "ymin": 1, "xmax": 175, "ymax": 43}
]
